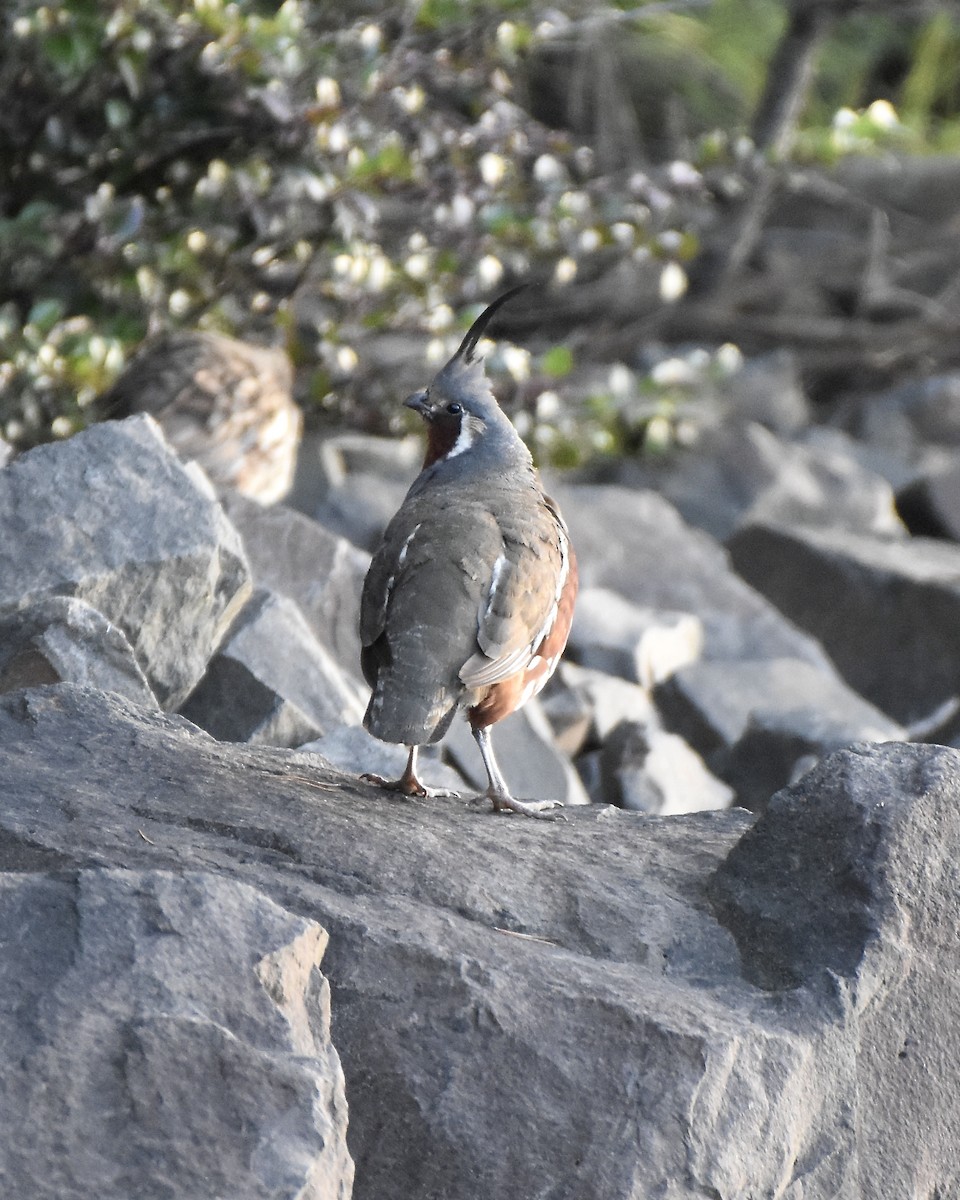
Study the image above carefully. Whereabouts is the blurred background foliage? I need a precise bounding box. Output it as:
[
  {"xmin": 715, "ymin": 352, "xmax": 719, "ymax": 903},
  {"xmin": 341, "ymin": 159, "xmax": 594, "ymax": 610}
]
[{"xmin": 1, "ymin": 0, "xmax": 958, "ymax": 461}]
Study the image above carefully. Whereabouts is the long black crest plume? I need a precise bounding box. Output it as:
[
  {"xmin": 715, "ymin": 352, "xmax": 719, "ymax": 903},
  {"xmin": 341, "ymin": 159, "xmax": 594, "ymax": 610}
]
[{"xmin": 453, "ymin": 284, "xmax": 528, "ymax": 365}]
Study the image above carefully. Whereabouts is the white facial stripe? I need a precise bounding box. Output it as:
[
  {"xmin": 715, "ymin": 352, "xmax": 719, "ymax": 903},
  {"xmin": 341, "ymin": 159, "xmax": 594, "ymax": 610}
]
[{"xmin": 445, "ymin": 415, "xmax": 477, "ymax": 459}]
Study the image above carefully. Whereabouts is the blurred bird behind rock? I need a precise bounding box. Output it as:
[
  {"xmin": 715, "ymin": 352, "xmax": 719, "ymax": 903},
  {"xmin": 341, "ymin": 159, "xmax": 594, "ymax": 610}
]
[{"xmin": 100, "ymin": 331, "xmax": 301, "ymax": 505}]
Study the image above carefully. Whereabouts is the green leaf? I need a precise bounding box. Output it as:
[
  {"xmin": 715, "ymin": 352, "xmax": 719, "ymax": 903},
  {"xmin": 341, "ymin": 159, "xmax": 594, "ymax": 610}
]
[{"xmin": 541, "ymin": 345, "xmax": 574, "ymax": 378}]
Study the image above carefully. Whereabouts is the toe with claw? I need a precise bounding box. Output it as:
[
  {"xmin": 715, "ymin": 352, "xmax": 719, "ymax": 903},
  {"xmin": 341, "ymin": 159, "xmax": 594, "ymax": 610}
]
[{"xmin": 361, "ymin": 746, "xmax": 459, "ymax": 800}]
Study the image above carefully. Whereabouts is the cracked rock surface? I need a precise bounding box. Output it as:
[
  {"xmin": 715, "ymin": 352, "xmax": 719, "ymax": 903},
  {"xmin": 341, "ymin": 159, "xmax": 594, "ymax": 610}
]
[{"xmin": 3, "ymin": 684, "xmax": 959, "ymax": 1199}]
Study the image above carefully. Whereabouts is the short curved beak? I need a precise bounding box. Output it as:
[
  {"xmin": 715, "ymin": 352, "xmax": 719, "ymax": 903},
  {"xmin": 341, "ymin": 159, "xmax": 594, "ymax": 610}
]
[{"xmin": 404, "ymin": 389, "xmax": 431, "ymax": 416}]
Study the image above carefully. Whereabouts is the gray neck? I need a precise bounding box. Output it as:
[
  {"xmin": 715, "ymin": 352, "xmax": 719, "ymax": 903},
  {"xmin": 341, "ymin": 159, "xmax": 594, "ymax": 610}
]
[{"xmin": 409, "ymin": 423, "xmax": 536, "ymax": 497}]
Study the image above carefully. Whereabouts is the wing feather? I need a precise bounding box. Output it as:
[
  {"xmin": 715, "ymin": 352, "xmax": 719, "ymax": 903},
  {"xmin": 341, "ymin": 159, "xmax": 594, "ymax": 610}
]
[{"xmin": 459, "ymin": 499, "xmax": 570, "ymax": 689}]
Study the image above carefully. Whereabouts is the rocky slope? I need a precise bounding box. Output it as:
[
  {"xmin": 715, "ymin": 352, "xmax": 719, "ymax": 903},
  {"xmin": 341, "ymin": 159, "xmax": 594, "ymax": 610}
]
[{"xmin": 2, "ymin": 413, "xmax": 960, "ymax": 1197}]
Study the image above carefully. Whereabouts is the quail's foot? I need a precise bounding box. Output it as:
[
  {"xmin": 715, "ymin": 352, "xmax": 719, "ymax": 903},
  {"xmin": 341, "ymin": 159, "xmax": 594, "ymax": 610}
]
[
  {"xmin": 483, "ymin": 787, "xmax": 566, "ymax": 820},
  {"xmin": 361, "ymin": 746, "xmax": 459, "ymax": 800},
  {"xmin": 362, "ymin": 772, "xmax": 460, "ymax": 800}
]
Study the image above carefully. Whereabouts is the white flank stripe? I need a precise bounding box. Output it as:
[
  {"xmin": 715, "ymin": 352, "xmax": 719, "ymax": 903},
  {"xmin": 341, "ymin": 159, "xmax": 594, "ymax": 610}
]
[
  {"xmin": 530, "ymin": 528, "xmax": 569, "ymax": 655},
  {"xmin": 383, "ymin": 523, "xmax": 422, "ymax": 614},
  {"xmin": 397, "ymin": 523, "xmax": 421, "ymax": 568},
  {"xmin": 482, "ymin": 553, "xmax": 507, "ymax": 621}
]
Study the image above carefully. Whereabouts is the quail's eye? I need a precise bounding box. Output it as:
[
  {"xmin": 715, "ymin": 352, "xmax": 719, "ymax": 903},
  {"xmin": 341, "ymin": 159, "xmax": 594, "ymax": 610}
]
[{"xmin": 446, "ymin": 402, "xmax": 463, "ymax": 415}]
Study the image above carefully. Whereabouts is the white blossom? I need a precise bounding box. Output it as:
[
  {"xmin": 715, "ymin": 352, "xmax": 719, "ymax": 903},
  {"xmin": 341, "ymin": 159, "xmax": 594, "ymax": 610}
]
[
  {"xmin": 667, "ymin": 160, "xmax": 702, "ymax": 188},
  {"xmin": 536, "ymin": 390, "xmax": 561, "ymax": 420},
  {"xmin": 315, "ymin": 77, "xmax": 341, "ymax": 108},
  {"xmin": 359, "ymin": 24, "xmax": 382, "ymax": 52},
  {"xmin": 659, "ymin": 261, "xmax": 688, "ymax": 303},
  {"xmin": 650, "ymin": 357, "xmax": 696, "ymax": 387},
  {"xmin": 404, "ymin": 252, "xmax": 431, "ymax": 281},
  {"xmin": 716, "ymin": 343, "xmax": 743, "ymax": 375},
  {"xmin": 479, "ymin": 152, "xmax": 507, "ymax": 187},
  {"xmin": 168, "ymin": 289, "xmax": 192, "ymax": 316},
  {"xmin": 608, "ymin": 364, "xmax": 634, "ymax": 396},
  {"xmin": 867, "ymin": 99, "xmax": 899, "ymax": 129},
  {"xmin": 533, "ymin": 154, "xmax": 564, "ymax": 185},
  {"xmin": 477, "ymin": 255, "xmax": 504, "ymax": 287},
  {"xmin": 554, "ymin": 257, "xmax": 577, "ymax": 285},
  {"xmin": 502, "ymin": 346, "xmax": 531, "ymax": 382}
]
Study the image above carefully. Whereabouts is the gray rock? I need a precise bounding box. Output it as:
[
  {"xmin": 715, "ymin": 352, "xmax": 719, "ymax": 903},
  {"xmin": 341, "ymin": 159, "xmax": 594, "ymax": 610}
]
[
  {"xmin": 537, "ymin": 671, "xmax": 596, "ymax": 756},
  {"xmin": 319, "ymin": 432, "xmax": 423, "ymax": 483},
  {"xmin": 219, "ymin": 490, "xmax": 370, "ymax": 676},
  {"xmin": 801, "ymin": 424, "xmax": 927, "ymax": 495},
  {"xmin": 0, "ymin": 415, "xmax": 250, "ymax": 708},
  {"xmin": 599, "ymin": 720, "xmax": 733, "ymax": 814},
  {"xmin": 0, "ymin": 595, "xmax": 156, "ymax": 707},
  {"xmin": 569, "ymin": 587, "xmax": 703, "ymax": 686},
  {"xmin": 180, "ymin": 588, "xmax": 365, "ymax": 747},
  {"xmin": 312, "ymin": 473, "xmax": 411, "ymax": 553},
  {"xmin": 0, "ymin": 866, "xmax": 352, "ymax": 1199},
  {"xmin": 656, "ymin": 656, "xmax": 905, "ymax": 811},
  {"xmin": 301, "ymin": 723, "xmax": 467, "ymax": 794},
  {"xmin": 710, "ymin": 741, "xmax": 960, "ymax": 1199},
  {"xmin": 715, "ymin": 347, "xmax": 811, "ymax": 434},
  {"xmin": 624, "ymin": 421, "xmax": 903, "ymax": 542},
  {"xmin": 182, "ymin": 654, "xmax": 324, "ymax": 748},
  {"xmin": 443, "ymin": 696, "xmax": 591, "ymax": 807},
  {"xmin": 856, "ymin": 370, "xmax": 960, "ymax": 448},
  {"xmin": 100, "ymin": 330, "xmax": 301, "ymax": 505},
  {"xmin": 553, "ymin": 483, "xmax": 836, "ymax": 667},
  {"xmin": 729, "ymin": 520, "xmax": 960, "ymax": 725},
  {"xmin": 305, "ymin": 433, "xmax": 420, "ymax": 552},
  {"xmin": 894, "ymin": 452, "xmax": 960, "ymax": 540},
  {"xmin": 3, "ymin": 685, "xmax": 959, "ymax": 1197},
  {"xmin": 542, "ymin": 664, "xmax": 732, "ymax": 814},
  {"xmin": 0, "ymin": 436, "xmax": 11, "ymax": 468},
  {"xmin": 544, "ymin": 661, "xmax": 659, "ymax": 743}
]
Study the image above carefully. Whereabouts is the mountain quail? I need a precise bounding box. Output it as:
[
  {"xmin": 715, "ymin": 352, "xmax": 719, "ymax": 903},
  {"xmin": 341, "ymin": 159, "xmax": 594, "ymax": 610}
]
[
  {"xmin": 101, "ymin": 330, "xmax": 301, "ymax": 504},
  {"xmin": 360, "ymin": 287, "xmax": 578, "ymax": 818}
]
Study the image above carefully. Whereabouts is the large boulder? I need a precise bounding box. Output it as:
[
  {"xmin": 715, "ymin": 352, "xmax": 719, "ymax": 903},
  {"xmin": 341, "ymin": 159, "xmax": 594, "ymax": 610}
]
[
  {"xmin": 569, "ymin": 586, "xmax": 703, "ymax": 686},
  {"xmin": 0, "ymin": 866, "xmax": 353, "ymax": 1199},
  {"xmin": 179, "ymin": 588, "xmax": 365, "ymax": 747},
  {"xmin": 0, "ymin": 416, "xmax": 250, "ymax": 708},
  {"xmin": 554, "ymin": 483, "xmax": 837, "ymax": 667},
  {"xmin": 655, "ymin": 656, "xmax": 905, "ymax": 810},
  {"xmin": 0, "ymin": 595, "xmax": 156, "ymax": 707},
  {"xmin": 621, "ymin": 420, "xmax": 903, "ymax": 542},
  {"xmin": 729, "ymin": 520, "xmax": 960, "ymax": 725},
  {"xmin": 2, "ymin": 684, "xmax": 959, "ymax": 1198},
  {"xmin": 219, "ymin": 490, "xmax": 370, "ymax": 676},
  {"xmin": 710, "ymin": 741, "xmax": 960, "ymax": 1199}
]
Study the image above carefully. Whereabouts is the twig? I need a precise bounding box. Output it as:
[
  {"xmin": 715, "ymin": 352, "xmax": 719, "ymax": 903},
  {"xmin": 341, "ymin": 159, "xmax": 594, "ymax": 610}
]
[
  {"xmin": 750, "ymin": 6, "xmax": 831, "ymax": 156},
  {"xmin": 493, "ymin": 927, "xmax": 559, "ymax": 946}
]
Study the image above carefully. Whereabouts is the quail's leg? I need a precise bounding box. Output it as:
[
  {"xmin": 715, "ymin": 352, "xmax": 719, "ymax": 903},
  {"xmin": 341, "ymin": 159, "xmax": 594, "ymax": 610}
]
[
  {"xmin": 472, "ymin": 726, "xmax": 564, "ymax": 819},
  {"xmin": 362, "ymin": 745, "xmax": 459, "ymax": 799}
]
